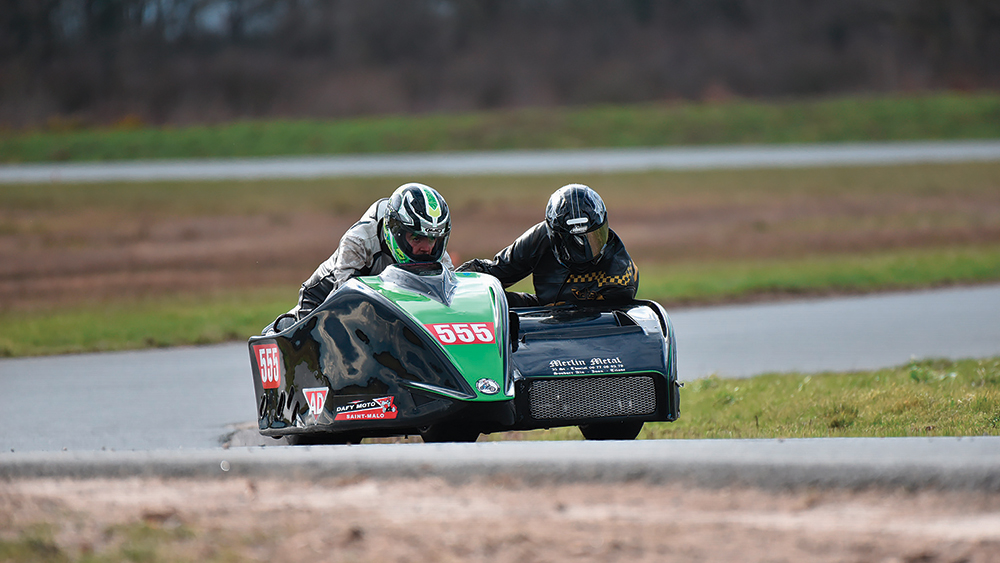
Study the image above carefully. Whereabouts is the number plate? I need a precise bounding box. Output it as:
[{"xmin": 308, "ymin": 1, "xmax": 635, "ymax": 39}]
[
  {"xmin": 253, "ymin": 343, "xmax": 282, "ymax": 389},
  {"xmin": 424, "ymin": 322, "xmax": 495, "ymax": 345}
]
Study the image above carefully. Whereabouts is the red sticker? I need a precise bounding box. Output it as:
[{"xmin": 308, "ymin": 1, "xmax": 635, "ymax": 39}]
[
  {"xmin": 334, "ymin": 396, "xmax": 399, "ymax": 421},
  {"xmin": 253, "ymin": 343, "xmax": 281, "ymax": 389},
  {"xmin": 304, "ymin": 387, "xmax": 328, "ymax": 416},
  {"xmin": 424, "ymin": 322, "xmax": 495, "ymax": 345}
]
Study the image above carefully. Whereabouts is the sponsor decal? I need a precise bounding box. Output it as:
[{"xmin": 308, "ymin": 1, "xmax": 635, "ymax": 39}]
[
  {"xmin": 549, "ymin": 356, "xmax": 626, "ymax": 375},
  {"xmin": 303, "ymin": 387, "xmax": 329, "ymax": 416},
  {"xmin": 589, "ymin": 356, "xmax": 626, "ymax": 373},
  {"xmin": 476, "ymin": 378, "xmax": 500, "ymax": 395},
  {"xmin": 566, "ymin": 216, "xmax": 589, "ymax": 233},
  {"xmin": 334, "ymin": 396, "xmax": 399, "ymax": 421},
  {"xmin": 253, "ymin": 343, "xmax": 281, "ymax": 389},
  {"xmin": 425, "ymin": 322, "xmax": 495, "ymax": 345}
]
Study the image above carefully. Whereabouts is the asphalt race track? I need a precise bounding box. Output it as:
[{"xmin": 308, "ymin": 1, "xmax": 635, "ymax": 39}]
[
  {"xmin": 672, "ymin": 284, "xmax": 1000, "ymax": 378},
  {"xmin": 3, "ymin": 437, "xmax": 1000, "ymax": 492},
  {"xmin": 2, "ymin": 140, "xmax": 1000, "ymax": 183}
]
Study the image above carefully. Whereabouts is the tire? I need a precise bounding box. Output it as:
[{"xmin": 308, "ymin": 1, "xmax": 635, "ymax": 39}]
[
  {"xmin": 286, "ymin": 432, "xmax": 360, "ymax": 445},
  {"xmin": 420, "ymin": 424, "xmax": 481, "ymax": 443},
  {"xmin": 579, "ymin": 420, "xmax": 644, "ymax": 441}
]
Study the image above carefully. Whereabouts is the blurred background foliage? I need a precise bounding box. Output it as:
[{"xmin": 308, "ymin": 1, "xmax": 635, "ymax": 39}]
[{"xmin": 2, "ymin": 0, "xmax": 998, "ymax": 129}]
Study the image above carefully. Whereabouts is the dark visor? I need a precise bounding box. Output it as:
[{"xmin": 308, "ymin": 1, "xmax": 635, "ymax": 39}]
[{"xmin": 559, "ymin": 226, "xmax": 608, "ymax": 263}]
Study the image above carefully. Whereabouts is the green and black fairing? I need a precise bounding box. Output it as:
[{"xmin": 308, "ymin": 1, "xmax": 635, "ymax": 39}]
[
  {"xmin": 249, "ymin": 262, "xmax": 514, "ymax": 443},
  {"xmin": 248, "ymin": 262, "xmax": 680, "ymax": 443}
]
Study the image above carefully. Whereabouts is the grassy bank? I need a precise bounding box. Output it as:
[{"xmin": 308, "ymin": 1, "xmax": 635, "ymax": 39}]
[
  {"xmin": 489, "ymin": 357, "xmax": 1000, "ymax": 441},
  {"xmin": 651, "ymin": 356, "xmax": 1000, "ymax": 439},
  {"xmin": 2, "ymin": 93, "xmax": 999, "ymax": 163},
  {"xmin": 638, "ymin": 245, "xmax": 1000, "ymax": 306}
]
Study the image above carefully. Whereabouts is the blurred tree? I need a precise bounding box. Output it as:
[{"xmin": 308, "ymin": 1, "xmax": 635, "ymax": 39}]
[{"xmin": 0, "ymin": 0, "xmax": 997, "ymax": 127}]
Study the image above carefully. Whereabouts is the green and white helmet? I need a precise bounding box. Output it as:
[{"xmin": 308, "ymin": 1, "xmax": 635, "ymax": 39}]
[{"xmin": 382, "ymin": 183, "xmax": 451, "ymax": 263}]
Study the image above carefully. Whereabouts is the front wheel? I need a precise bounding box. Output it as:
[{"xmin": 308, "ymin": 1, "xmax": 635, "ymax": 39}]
[{"xmin": 579, "ymin": 420, "xmax": 644, "ymax": 441}]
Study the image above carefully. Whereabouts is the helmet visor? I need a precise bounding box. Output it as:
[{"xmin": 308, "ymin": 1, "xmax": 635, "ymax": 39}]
[
  {"xmin": 404, "ymin": 232, "xmax": 448, "ymax": 262},
  {"xmin": 554, "ymin": 223, "xmax": 609, "ymax": 265},
  {"xmin": 388, "ymin": 218, "xmax": 449, "ymax": 263}
]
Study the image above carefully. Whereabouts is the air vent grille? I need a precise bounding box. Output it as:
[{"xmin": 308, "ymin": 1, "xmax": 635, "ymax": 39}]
[{"xmin": 528, "ymin": 376, "xmax": 656, "ymax": 420}]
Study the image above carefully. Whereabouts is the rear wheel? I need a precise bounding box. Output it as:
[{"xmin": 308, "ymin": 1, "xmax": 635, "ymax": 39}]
[
  {"xmin": 420, "ymin": 424, "xmax": 481, "ymax": 443},
  {"xmin": 579, "ymin": 420, "xmax": 644, "ymax": 441}
]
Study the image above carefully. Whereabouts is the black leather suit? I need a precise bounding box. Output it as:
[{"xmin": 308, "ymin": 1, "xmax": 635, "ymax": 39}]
[{"xmin": 459, "ymin": 222, "xmax": 638, "ymax": 307}]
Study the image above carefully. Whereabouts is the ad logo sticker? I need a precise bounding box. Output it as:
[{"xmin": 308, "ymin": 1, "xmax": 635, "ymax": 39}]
[
  {"xmin": 253, "ymin": 343, "xmax": 282, "ymax": 389},
  {"xmin": 303, "ymin": 387, "xmax": 329, "ymax": 416}
]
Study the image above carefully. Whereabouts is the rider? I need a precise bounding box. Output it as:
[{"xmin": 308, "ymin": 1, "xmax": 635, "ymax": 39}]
[
  {"xmin": 457, "ymin": 183, "xmax": 637, "ymax": 307},
  {"xmin": 283, "ymin": 182, "xmax": 453, "ymax": 325}
]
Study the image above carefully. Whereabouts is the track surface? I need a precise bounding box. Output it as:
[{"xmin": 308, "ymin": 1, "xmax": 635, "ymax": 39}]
[
  {"xmin": 1, "ymin": 284, "xmax": 998, "ymax": 453},
  {"xmin": 3, "ymin": 437, "xmax": 1000, "ymax": 491},
  {"xmin": 2, "ymin": 140, "xmax": 999, "ymax": 183}
]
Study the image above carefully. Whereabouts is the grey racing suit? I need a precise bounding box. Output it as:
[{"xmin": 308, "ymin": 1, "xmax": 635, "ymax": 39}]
[{"xmin": 290, "ymin": 198, "xmax": 454, "ymax": 320}]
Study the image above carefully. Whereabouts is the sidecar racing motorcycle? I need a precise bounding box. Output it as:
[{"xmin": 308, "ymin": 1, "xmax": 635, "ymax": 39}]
[{"xmin": 248, "ymin": 262, "xmax": 679, "ymax": 443}]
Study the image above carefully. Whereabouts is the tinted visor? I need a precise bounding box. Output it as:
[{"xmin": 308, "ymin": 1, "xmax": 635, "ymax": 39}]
[{"xmin": 554, "ymin": 223, "xmax": 608, "ymax": 265}]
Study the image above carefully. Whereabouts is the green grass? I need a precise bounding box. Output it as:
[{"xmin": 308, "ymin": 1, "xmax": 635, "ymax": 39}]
[
  {"xmin": 2, "ymin": 92, "xmax": 999, "ymax": 163},
  {"xmin": 487, "ymin": 357, "xmax": 1000, "ymax": 441},
  {"xmin": 0, "ymin": 526, "xmax": 67, "ymax": 563},
  {"xmin": 636, "ymin": 245, "xmax": 1000, "ymax": 306},
  {"xmin": 0, "ymin": 288, "xmax": 294, "ymax": 357},
  {"xmin": 649, "ymin": 357, "xmax": 1000, "ymax": 439},
  {"xmin": 0, "ymin": 521, "xmax": 217, "ymax": 563}
]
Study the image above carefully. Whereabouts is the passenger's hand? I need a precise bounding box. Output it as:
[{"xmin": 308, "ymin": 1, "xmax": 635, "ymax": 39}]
[{"xmin": 456, "ymin": 260, "xmax": 482, "ymax": 273}]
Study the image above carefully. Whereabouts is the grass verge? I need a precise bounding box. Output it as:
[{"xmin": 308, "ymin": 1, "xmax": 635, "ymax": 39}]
[
  {"xmin": 2, "ymin": 244, "xmax": 998, "ymax": 357},
  {"xmin": 2, "ymin": 92, "xmax": 999, "ymax": 163},
  {"xmin": 637, "ymin": 245, "xmax": 1000, "ymax": 306},
  {"xmin": 653, "ymin": 357, "xmax": 1000, "ymax": 439},
  {"xmin": 488, "ymin": 357, "xmax": 1000, "ymax": 441},
  {"xmin": 0, "ymin": 521, "xmax": 207, "ymax": 563},
  {"xmin": 0, "ymin": 287, "xmax": 292, "ymax": 357}
]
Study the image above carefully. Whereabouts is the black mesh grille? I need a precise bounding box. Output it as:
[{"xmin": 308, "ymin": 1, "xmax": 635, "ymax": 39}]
[{"xmin": 528, "ymin": 375, "xmax": 657, "ymax": 421}]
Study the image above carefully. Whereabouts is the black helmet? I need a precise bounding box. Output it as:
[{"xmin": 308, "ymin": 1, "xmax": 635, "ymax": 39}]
[
  {"xmin": 382, "ymin": 183, "xmax": 451, "ymax": 263},
  {"xmin": 544, "ymin": 184, "xmax": 609, "ymax": 272}
]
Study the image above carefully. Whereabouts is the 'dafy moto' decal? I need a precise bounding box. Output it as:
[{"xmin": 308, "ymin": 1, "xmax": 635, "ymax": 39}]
[{"xmin": 334, "ymin": 396, "xmax": 399, "ymax": 421}]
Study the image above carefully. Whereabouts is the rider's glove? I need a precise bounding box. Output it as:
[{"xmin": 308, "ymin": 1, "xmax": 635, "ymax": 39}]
[{"xmin": 456, "ymin": 259, "xmax": 488, "ymax": 273}]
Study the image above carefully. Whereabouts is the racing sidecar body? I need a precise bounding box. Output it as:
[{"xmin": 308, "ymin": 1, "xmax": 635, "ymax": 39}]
[{"xmin": 248, "ymin": 262, "xmax": 679, "ymax": 442}]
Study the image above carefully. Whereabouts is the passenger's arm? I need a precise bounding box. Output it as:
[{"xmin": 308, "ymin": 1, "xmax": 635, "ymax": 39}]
[{"xmin": 457, "ymin": 223, "xmax": 545, "ymax": 287}]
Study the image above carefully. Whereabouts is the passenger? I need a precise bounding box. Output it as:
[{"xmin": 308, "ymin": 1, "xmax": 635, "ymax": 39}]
[
  {"xmin": 273, "ymin": 182, "xmax": 453, "ymax": 330},
  {"xmin": 457, "ymin": 183, "xmax": 637, "ymax": 307}
]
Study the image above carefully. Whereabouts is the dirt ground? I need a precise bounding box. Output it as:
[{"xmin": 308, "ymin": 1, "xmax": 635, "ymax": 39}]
[
  {"xmin": 3, "ymin": 166, "xmax": 1000, "ymax": 310},
  {"xmin": 2, "ymin": 476, "xmax": 1000, "ymax": 562}
]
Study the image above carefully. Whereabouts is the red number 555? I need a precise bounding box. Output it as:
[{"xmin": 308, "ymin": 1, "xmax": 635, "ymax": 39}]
[{"xmin": 425, "ymin": 322, "xmax": 495, "ymax": 345}]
